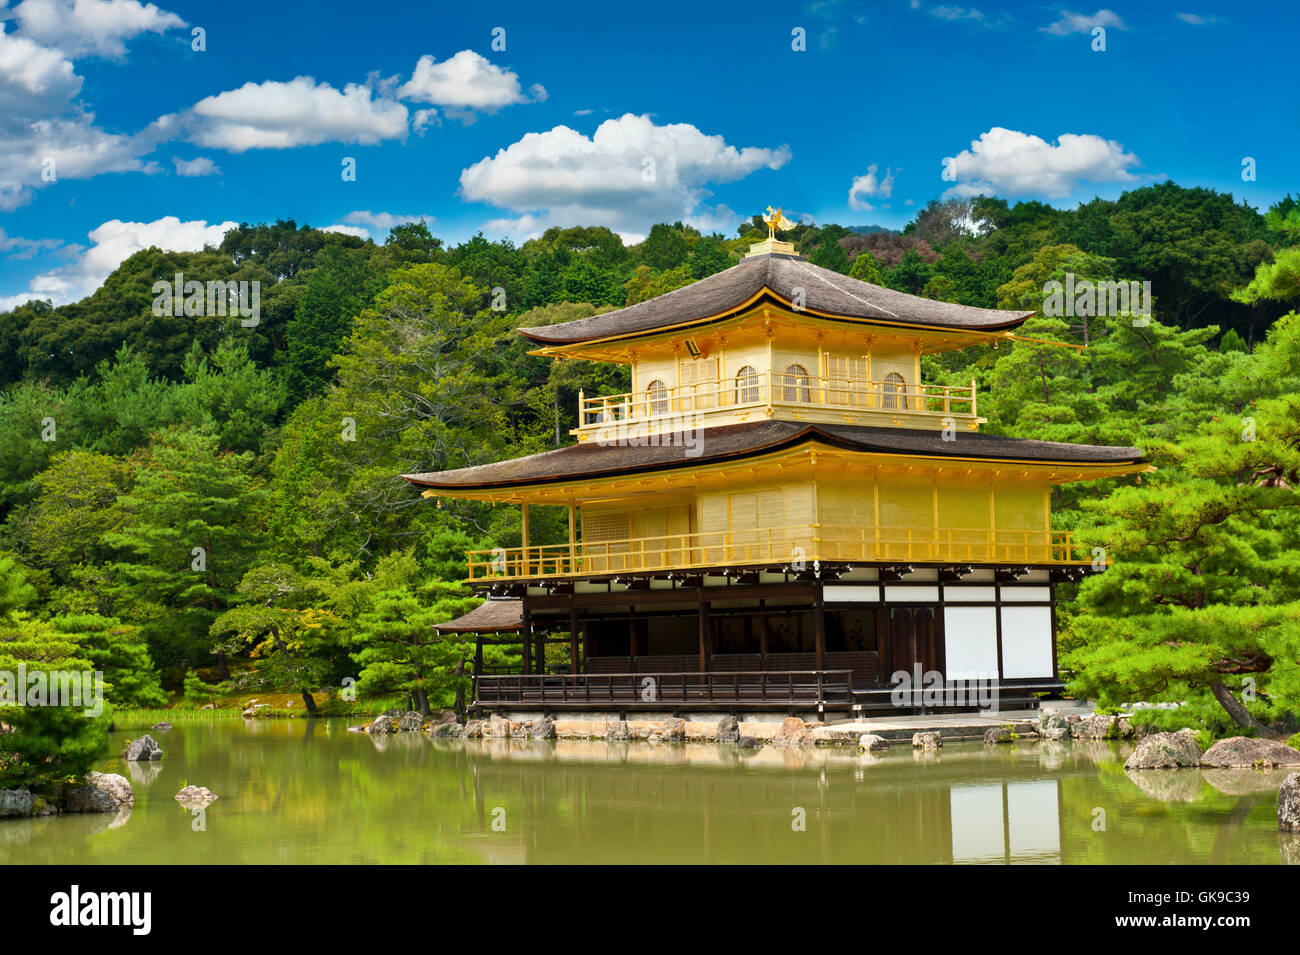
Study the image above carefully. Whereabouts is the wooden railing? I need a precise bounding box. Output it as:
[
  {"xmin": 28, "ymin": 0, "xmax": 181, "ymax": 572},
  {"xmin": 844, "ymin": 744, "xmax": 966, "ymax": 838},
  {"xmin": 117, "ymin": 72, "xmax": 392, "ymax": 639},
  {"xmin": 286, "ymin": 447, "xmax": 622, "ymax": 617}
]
[
  {"xmin": 466, "ymin": 524, "xmax": 1082, "ymax": 580},
  {"xmin": 578, "ymin": 370, "xmax": 977, "ymax": 428},
  {"xmin": 475, "ymin": 670, "xmax": 854, "ymax": 708}
]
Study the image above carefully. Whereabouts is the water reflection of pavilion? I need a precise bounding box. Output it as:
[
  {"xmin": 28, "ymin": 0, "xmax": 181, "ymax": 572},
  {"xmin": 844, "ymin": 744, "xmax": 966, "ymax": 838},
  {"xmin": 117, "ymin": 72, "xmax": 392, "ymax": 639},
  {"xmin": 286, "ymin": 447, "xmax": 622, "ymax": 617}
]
[{"xmin": 455, "ymin": 741, "xmax": 1063, "ymax": 864}]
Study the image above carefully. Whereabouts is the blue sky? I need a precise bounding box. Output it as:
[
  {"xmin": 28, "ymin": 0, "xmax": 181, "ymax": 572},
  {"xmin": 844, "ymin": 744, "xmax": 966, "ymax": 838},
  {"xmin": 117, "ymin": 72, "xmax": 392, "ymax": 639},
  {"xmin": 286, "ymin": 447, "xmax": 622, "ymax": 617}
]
[{"xmin": 2, "ymin": 0, "xmax": 1297, "ymax": 308}]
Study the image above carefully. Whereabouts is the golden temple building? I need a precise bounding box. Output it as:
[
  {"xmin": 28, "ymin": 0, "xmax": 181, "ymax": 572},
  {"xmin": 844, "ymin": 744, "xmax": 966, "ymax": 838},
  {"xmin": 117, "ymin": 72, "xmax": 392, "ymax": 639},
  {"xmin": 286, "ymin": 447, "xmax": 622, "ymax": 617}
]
[{"xmin": 405, "ymin": 226, "xmax": 1149, "ymax": 717}]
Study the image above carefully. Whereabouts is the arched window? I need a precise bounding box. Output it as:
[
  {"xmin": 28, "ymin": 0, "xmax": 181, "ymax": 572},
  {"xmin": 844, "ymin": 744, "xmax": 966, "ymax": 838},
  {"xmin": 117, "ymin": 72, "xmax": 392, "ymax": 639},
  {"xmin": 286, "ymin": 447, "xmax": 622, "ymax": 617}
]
[
  {"xmin": 647, "ymin": 379, "xmax": 669, "ymax": 416},
  {"xmin": 782, "ymin": 363, "xmax": 811, "ymax": 403},
  {"xmin": 881, "ymin": 372, "xmax": 906, "ymax": 410},
  {"xmin": 735, "ymin": 365, "xmax": 760, "ymax": 404}
]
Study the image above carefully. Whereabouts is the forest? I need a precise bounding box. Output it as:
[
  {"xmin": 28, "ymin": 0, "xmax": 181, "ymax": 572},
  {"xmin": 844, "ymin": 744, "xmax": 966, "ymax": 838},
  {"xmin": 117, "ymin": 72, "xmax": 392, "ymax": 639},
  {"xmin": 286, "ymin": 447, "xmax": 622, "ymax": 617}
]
[{"xmin": 3, "ymin": 180, "xmax": 1300, "ymax": 787}]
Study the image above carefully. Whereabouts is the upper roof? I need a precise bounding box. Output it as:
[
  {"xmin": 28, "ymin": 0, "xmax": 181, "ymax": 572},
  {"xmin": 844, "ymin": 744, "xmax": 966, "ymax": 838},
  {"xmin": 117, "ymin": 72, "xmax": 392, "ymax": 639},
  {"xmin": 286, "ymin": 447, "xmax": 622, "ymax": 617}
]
[
  {"xmin": 403, "ymin": 420, "xmax": 1146, "ymax": 491},
  {"xmin": 518, "ymin": 253, "xmax": 1034, "ymax": 346}
]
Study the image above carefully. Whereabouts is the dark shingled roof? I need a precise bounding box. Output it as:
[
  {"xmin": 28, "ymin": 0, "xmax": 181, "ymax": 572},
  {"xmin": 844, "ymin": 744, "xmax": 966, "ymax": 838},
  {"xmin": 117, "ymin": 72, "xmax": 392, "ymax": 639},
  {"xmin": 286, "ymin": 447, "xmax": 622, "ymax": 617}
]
[
  {"xmin": 403, "ymin": 421, "xmax": 1146, "ymax": 491},
  {"xmin": 518, "ymin": 253, "xmax": 1034, "ymax": 345},
  {"xmin": 434, "ymin": 598, "xmax": 522, "ymax": 633}
]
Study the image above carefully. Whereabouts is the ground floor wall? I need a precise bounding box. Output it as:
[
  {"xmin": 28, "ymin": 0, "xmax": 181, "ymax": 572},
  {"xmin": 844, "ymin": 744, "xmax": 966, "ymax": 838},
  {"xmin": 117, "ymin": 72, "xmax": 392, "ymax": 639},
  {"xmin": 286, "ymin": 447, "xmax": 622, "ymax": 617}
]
[{"xmin": 492, "ymin": 568, "xmax": 1058, "ymax": 687}]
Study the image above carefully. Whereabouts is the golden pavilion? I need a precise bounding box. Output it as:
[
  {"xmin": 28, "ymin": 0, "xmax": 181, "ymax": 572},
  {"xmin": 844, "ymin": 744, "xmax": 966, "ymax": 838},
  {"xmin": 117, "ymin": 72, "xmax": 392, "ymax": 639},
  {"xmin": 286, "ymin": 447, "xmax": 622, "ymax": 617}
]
[{"xmin": 404, "ymin": 225, "xmax": 1148, "ymax": 717}]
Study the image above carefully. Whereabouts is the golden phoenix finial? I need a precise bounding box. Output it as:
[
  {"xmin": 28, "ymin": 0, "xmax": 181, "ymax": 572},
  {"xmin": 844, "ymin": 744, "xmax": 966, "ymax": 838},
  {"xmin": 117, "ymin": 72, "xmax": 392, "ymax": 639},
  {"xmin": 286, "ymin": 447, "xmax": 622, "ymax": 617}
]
[{"xmin": 763, "ymin": 205, "xmax": 796, "ymax": 240}]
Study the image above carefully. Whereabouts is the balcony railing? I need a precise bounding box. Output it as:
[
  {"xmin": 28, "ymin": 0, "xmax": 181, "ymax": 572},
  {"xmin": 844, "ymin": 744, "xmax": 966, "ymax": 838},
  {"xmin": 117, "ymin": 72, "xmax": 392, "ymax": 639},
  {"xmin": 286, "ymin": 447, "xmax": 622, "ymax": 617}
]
[
  {"xmin": 578, "ymin": 371, "xmax": 977, "ymax": 429},
  {"xmin": 467, "ymin": 523, "xmax": 1083, "ymax": 580}
]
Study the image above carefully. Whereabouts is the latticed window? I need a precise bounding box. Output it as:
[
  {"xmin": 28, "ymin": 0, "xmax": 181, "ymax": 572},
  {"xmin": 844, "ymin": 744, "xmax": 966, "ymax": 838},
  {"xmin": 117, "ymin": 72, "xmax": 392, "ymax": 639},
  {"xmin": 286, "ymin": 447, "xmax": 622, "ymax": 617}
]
[
  {"xmin": 827, "ymin": 354, "xmax": 868, "ymax": 406},
  {"xmin": 678, "ymin": 357, "xmax": 717, "ymax": 410},
  {"xmin": 646, "ymin": 379, "xmax": 669, "ymax": 416},
  {"xmin": 782, "ymin": 363, "xmax": 811, "ymax": 403},
  {"xmin": 882, "ymin": 371, "xmax": 906, "ymax": 410},
  {"xmin": 735, "ymin": 365, "xmax": 760, "ymax": 404}
]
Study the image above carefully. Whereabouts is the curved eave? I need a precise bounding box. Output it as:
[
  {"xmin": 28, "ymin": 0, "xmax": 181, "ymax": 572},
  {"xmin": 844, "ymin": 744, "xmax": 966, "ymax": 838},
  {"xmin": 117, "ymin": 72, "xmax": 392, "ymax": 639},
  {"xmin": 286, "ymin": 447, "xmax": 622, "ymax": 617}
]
[
  {"xmin": 402, "ymin": 425, "xmax": 1150, "ymax": 498},
  {"xmin": 519, "ymin": 289, "xmax": 1033, "ymax": 352}
]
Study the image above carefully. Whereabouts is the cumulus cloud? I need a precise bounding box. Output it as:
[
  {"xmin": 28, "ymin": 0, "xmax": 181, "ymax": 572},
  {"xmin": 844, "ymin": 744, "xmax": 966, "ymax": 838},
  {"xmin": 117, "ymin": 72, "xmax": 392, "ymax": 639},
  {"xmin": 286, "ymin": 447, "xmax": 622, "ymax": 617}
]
[
  {"xmin": 0, "ymin": 215, "xmax": 236, "ymax": 310},
  {"xmin": 155, "ymin": 75, "xmax": 409, "ymax": 152},
  {"xmin": 1040, "ymin": 9, "xmax": 1127, "ymax": 35},
  {"xmin": 12, "ymin": 0, "xmax": 186, "ymax": 58},
  {"xmin": 172, "ymin": 155, "xmax": 219, "ymax": 176},
  {"xmin": 399, "ymin": 50, "xmax": 545, "ymax": 123},
  {"xmin": 940, "ymin": 126, "xmax": 1140, "ymax": 199},
  {"xmin": 460, "ymin": 113, "xmax": 790, "ymax": 242},
  {"xmin": 0, "ymin": 23, "xmax": 159, "ymax": 208},
  {"xmin": 1175, "ymin": 12, "xmax": 1219, "ymax": 25},
  {"xmin": 848, "ymin": 164, "xmax": 895, "ymax": 211},
  {"xmin": 320, "ymin": 224, "xmax": 370, "ymax": 240}
]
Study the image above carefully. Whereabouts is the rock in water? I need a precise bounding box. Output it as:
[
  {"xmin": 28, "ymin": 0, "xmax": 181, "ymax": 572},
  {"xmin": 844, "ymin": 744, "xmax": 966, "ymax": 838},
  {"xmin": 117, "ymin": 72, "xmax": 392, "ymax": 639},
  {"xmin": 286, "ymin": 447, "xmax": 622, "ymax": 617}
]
[
  {"xmin": 657, "ymin": 717, "xmax": 686, "ymax": 742},
  {"xmin": 1123, "ymin": 729, "xmax": 1203, "ymax": 770},
  {"xmin": 1280, "ymin": 773, "xmax": 1300, "ymax": 832},
  {"xmin": 0, "ymin": 789, "xmax": 33, "ymax": 817},
  {"xmin": 174, "ymin": 785, "xmax": 219, "ymax": 808},
  {"xmin": 428, "ymin": 722, "xmax": 464, "ymax": 738},
  {"xmin": 121, "ymin": 734, "xmax": 163, "ymax": 761},
  {"xmin": 487, "ymin": 715, "xmax": 511, "ymax": 738},
  {"xmin": 716, "ymin": 715, "xmax": 740, "ymax": 743},
  {"xmin": 397, "ymin": 711, "xmax": 424, "ymax": 732},
  {"xmin": 463, "ymin": 719, "xmax": 485, "ymax": 738},
  {"xmin": 151, "ymin": 721, "xmax": 173, "ymax": 732},
  {"xmin": 63, "ymin": 772, "xmax": 134, "ymax": 813},
  {"xmin": 984, "ymin": 726, "xmax": 1014, "ymax": 745},
  {"xmin": 606, "ymin": 720, "xmax": 631, "ymax": 741},
  {"xmin": 912, "ymin": 731, "xmax": 942, "ymax": 749},
  {"xmin": 773, "ymin": 717, "xmax": 813, "ymax": 747},
  {"xmin": 1200, "ymin": 736, "xmax": 1300, "ymax": 769},
  {"xmin": 366, "ymin": 715, "xmax": 396, "ymax": 735},
  {"xmin": 858, "ymin": 734, "xmax": 889, "ymax": 752},
  {"xmin": 530, "ymin": 715, "xmax": 556, "ymax": 739}
]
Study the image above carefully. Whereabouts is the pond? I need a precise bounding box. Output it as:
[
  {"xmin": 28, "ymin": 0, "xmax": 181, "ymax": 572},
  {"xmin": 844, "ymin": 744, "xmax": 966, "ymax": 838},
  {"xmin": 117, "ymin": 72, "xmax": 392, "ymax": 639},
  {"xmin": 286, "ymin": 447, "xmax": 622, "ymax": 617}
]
[{"xmin": 1, "ymin": 718, "xmax": 1294, "ymax": 864}]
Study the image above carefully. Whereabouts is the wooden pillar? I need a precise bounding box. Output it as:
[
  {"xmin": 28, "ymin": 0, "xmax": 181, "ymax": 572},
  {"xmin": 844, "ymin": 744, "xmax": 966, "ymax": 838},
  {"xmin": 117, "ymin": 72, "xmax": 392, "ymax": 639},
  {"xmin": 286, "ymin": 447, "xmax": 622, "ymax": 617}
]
[
  {"xmin": 759, "ymin": 598, "xmax": 769, "ymax": 669},
  {"xmin": 569, "ymin": 605, "xmax": 579, "ymax": 674},
  {"xmin": 536, "ymin": 627, "xmax": 545, "ymax": 676},
  {"xmin": 698, "ymin": 593, "xmax": 710, "ymax": 672},
  {"xmin": 521, "ymin": 607, "xmax": 532, "ymax": 675},
  {"xmin": 473, "ymin": 634, "xmax": 484, "ymax": 703},
  {"xmin": 813, "ymin": 584, "xmax": 826, "ymax": 672}
]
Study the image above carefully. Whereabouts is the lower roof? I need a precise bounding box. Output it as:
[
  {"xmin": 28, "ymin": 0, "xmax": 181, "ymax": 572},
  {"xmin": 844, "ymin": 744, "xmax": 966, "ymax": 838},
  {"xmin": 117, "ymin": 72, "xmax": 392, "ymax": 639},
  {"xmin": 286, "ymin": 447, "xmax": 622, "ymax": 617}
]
[{"xmin": 402, "ymin": 421, "xmax": 1146, "ymax": 492}]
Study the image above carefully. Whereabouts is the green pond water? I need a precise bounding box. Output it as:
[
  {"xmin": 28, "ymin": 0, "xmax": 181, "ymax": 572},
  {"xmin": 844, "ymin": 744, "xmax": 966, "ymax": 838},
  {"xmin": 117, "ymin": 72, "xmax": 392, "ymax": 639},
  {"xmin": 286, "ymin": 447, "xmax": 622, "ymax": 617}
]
[{"xmin": 1, "ymin": 718, "xmax": 1295, "ymax": 864}]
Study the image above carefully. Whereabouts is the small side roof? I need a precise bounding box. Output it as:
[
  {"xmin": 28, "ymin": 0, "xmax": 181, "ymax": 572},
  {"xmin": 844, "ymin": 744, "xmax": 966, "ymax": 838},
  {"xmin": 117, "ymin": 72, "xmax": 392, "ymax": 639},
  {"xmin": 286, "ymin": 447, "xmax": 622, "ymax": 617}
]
[{"xmin": 434, "ymin": 598, "xmax": 523, "ymax": 633}]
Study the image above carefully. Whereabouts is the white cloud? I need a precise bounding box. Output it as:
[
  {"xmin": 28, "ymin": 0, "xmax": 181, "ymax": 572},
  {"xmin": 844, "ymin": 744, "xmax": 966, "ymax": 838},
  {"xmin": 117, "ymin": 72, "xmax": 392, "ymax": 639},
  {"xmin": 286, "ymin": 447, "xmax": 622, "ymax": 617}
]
[
  {"xmin": 848, "ymin": 164, "xmax": 895, "ymax": 211},
  {"xmin": 1040, "ymin": 9, "xmax": 1127, "ymax": 35},
  {"xmin": 172, "ymin": 155, "xmax": 219, "ymax": 176},
  {"xmin": 159, "ymin": 75, "xmax": 409, "ymax": 152},
  {"xmin": 12, "ymin": 0, "xmax": 186, "ymax": 58},
  {"xmin": 0, "ymin": 215, "xmax": 236, "ymax": 309},
  {"xmin": 399, "ymin": 50, "xmax": 545, "ymax": 122},
  {"xmin": 0, "ymin": 23, "xmax": 159, "ymax": 209},
  {"xmin": 1175, "ymin": 12, "xmax": 1218, "ymax": 25},
  {"xmin": 321, "ymin": 224, "xmax": 371, "ymax": 240},
  {"xmin": 0, "ymin": 225, "xmax": 61, "ymax": 260},
  {"xmin": 459, "ymin": 113, "xmax": 791, "ymax": 242},
  {"xmin": 324, "ymin": 210, "xmax": 433, "ymax": 241},
  {"xmin": 930, "ymin": 6, "xmax": 988, "ymax": 24},
  {"xmin": 941, "ymin": 126, "xmax": 1140, "ymax": 199}
]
